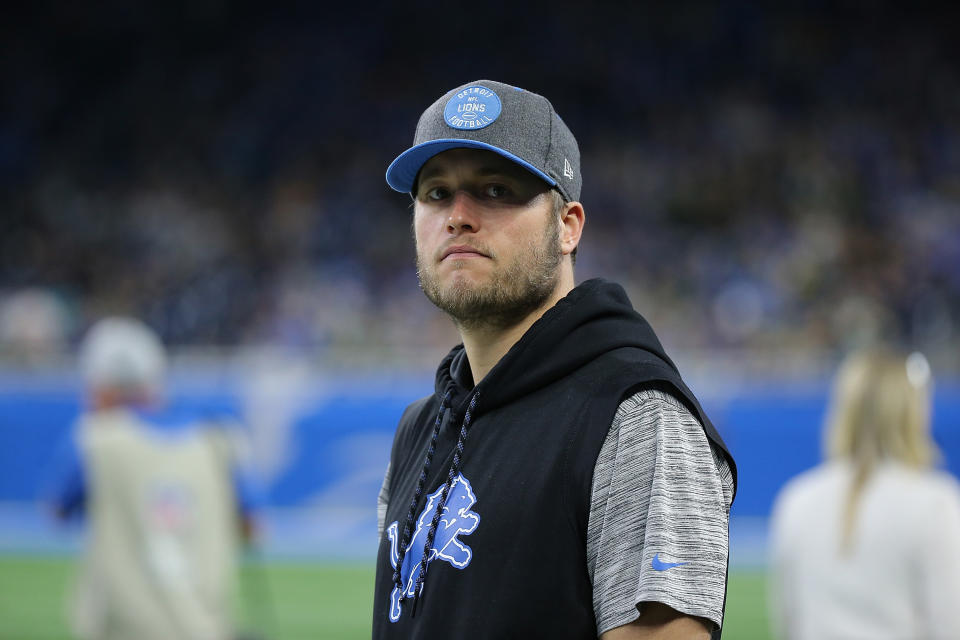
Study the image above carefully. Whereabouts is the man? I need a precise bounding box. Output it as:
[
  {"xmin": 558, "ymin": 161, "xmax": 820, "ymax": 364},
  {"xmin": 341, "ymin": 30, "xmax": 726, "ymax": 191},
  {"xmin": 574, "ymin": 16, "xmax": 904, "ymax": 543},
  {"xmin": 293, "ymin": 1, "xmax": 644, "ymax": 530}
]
[
  {"xmin": 45, "ymin": 316, "xmax": 258, "ymax": 640},
  {"xmin": 374, "ymin": 80, "xmax": 737, "ymax": 639}
]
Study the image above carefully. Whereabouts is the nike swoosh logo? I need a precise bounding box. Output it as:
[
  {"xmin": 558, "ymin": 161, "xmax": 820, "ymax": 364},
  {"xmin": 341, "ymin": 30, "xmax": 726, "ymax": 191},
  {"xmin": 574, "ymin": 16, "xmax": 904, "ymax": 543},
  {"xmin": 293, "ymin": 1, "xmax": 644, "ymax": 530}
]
[{"xmin": 651, "ymin": 553, "xmax": 688, "ymax": 571}]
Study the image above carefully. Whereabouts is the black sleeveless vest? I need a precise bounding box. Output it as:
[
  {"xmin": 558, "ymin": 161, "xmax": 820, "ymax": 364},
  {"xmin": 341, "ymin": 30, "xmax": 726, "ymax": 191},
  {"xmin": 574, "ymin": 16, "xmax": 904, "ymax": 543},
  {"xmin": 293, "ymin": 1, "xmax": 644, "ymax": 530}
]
[{"xmin": 372, "ymin": 279, "xmax": 737, "ymax": 639}]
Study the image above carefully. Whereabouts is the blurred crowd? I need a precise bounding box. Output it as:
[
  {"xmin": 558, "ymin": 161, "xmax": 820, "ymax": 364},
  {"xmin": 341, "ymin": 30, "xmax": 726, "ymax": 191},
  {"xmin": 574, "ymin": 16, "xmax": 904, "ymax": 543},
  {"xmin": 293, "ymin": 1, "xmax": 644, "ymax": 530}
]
[{"xmin": 1, "ymin": 3, "xmax": 957, "ymax": 372}]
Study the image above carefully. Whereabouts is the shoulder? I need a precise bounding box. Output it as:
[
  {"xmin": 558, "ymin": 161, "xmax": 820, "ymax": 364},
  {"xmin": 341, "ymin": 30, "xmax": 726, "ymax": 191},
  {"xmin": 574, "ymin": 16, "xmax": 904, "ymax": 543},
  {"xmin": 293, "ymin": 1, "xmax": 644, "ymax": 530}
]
[
  {"xmin": 394, "ymin": 394, "xmax": 438, "ymax": 441},
  {"xmin": 927, "ymin": 469, "xmax": 960, "ymax": 499},
  {"xmin": 614, "ymin": 387, "xmax": 732, "ymax": 478},
  {"xmin": 389, "ymin": 394, "xmax": 442, "ymax": 462},
  {"xmin": 614, "ymin": 386, "xmax": 735, "ymax": 511},
  {"xmin": 614, "ymin": 386, "xmax": 695, "ymax": 421},
  {"xmin": 595, "ymin": 387, "xmax": 718, "ymax": 500},
  {"xmin": 897, "ymin": 465, "xmax": 960, "ymax": 492},
  {"xmin": 399, "ymin": 394, "xmax": 437, "ymax": 425},
  {"xmin": 598, "ymin": 386, "xmax": 734, "ymax": 514},
  {"xmin": 883, "ymin": 465, "xmax": 960, "ymax": 511},
  {"xmin": 610, "ymin": 386, "xmax": 703, "ymax": 452}
]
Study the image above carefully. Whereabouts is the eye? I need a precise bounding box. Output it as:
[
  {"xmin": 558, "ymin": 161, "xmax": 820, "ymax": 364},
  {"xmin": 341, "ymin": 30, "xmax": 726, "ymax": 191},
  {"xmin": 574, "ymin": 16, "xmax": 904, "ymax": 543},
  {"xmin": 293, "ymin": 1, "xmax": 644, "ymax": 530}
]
[
  {"xmin": 483, "ymin": 184, "xmax": 509, "ymax": 198},
  {"xmin": 424, "ymin": 186, "xmax": 450, "ymax": 201}
]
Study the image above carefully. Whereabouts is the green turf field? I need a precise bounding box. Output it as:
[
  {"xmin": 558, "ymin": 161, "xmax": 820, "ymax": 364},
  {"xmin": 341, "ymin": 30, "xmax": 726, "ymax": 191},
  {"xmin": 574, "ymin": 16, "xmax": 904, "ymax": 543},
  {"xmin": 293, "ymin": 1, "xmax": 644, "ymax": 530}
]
[{"xmin": 0, "ymin": 554, "xmax": 771, "ymax": 639}]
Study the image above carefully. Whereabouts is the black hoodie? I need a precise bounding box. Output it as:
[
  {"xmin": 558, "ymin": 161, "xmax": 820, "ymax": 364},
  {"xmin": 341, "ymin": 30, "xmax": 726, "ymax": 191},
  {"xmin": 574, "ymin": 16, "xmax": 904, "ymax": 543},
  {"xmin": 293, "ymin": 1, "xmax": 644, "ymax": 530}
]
[{"xmin": 372, "ymin": 278, "xmax": 737, "ymax": 639}]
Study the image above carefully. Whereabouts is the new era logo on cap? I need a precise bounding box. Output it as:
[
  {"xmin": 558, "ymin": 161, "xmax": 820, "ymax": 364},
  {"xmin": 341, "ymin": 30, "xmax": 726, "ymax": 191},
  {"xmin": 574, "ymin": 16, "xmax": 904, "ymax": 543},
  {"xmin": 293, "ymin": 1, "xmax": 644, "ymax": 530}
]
[{"xmin": 385, "ymin": 80, "xmax": 582, "ymax": 203}]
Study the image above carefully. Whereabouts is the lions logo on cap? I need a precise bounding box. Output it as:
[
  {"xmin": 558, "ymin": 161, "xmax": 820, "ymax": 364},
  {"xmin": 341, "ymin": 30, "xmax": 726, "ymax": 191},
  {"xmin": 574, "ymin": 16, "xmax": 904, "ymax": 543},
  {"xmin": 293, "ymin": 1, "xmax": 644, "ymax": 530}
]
[{"xmin": 443, "ymin": 86, "xmax": 502, "ymax": 130}]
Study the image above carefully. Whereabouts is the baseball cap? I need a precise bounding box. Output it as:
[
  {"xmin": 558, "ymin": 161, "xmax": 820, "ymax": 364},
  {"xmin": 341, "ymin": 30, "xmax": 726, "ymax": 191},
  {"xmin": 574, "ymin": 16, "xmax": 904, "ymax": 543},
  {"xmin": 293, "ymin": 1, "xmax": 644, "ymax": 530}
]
[
  {"xmin": 78, "ymin": 316, "xmax": 167, "ymax": 394},
  {"xmin": 386, "ymin": 80, "xmax": 582, "ymax": 202}
]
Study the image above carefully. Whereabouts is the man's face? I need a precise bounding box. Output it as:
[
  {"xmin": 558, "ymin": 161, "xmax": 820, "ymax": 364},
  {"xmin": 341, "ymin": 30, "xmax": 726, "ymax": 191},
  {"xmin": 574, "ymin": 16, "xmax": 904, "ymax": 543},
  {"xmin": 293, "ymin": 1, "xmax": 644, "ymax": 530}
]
[{"xmin": 413, "ymin": 148, "xmax": 563, "ymax": 330}]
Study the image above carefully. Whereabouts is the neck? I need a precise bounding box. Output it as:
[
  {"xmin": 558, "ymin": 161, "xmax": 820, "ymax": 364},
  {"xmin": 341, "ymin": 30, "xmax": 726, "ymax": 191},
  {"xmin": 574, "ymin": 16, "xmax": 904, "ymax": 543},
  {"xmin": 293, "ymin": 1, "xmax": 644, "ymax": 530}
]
[{"xmin": 458, "ymin": 268, "xmax": 575, "ymax": 384}]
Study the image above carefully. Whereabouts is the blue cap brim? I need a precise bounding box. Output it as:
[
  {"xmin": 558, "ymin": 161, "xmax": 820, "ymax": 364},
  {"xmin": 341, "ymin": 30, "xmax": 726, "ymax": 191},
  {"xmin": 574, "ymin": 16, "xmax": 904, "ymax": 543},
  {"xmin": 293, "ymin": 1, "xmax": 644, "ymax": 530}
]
[{"xmin": 385, "ymin": 139, "xmax": 558, "ymax": 194}]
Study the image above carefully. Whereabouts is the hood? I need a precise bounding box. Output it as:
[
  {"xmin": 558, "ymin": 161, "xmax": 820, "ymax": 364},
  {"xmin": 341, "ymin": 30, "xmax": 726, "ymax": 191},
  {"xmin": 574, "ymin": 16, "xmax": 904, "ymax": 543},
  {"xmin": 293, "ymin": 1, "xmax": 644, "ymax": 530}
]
[{"xmin": 434, "ymin": 278, "xmax": 678, "ymax": 419}]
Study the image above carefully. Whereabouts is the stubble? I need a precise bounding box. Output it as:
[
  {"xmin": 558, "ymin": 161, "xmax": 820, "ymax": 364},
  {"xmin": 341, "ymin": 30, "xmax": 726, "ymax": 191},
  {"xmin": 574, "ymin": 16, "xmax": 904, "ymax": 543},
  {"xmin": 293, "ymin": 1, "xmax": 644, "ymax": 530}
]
[{"xmin": 416, "ymin": 214, "xmax": 563, "ymax": 332}]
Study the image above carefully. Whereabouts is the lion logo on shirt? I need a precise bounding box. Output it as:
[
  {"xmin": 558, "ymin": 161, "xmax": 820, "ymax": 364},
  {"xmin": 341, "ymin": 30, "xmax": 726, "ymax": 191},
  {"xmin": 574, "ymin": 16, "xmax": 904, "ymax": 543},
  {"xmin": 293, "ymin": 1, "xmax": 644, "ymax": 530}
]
[{"xmin": 385, "ymin": 473, "xmax": 480, "ymax": 622}]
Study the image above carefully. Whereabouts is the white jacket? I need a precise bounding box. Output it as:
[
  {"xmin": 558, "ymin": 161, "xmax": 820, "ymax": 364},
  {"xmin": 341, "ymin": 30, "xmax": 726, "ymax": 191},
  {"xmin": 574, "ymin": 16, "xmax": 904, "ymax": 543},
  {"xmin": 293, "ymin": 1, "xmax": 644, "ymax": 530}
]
[{"xmin": 769, "ymin": 460, "xmax": 960, "ymax": 640}]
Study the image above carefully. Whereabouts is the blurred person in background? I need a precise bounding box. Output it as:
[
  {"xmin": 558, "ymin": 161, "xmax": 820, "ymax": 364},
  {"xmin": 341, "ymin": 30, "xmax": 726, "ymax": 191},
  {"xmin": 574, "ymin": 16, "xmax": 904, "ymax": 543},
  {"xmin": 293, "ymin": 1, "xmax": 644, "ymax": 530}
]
[
  {"xmin": 768, "ymin": 346, "xmax": 960, "ymax": 639},
  {"xmin": 44, "ymin": 316, "xmax": 259, "ymax": 640}
]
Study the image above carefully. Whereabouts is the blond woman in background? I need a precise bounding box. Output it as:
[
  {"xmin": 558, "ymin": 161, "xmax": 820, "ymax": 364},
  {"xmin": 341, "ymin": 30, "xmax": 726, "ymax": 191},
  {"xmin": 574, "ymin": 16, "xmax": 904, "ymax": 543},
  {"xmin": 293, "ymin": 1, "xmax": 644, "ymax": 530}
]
[{"xmin": 768, "ymin": 347, "xmax": 960, "ymax": 639}]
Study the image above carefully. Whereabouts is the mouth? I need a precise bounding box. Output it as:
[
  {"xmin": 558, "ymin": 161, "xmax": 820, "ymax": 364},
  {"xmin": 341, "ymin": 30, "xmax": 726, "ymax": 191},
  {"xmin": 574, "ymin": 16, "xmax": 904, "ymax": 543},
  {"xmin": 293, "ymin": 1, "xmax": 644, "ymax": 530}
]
[{"xmin": 440, "ymin": 245, "xmax": 490, "ymax": 262}]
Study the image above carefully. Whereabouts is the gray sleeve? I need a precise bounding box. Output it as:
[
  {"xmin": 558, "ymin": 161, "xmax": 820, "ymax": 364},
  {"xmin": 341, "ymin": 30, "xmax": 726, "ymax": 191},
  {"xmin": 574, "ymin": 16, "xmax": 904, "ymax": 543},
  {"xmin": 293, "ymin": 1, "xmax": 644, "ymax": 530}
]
[
  {"xmin": 377, "ymin": 462, "xmax": 391, "ymax": 539},
  {"xmin": 586, "ymin": 388, "xmax": 734, "ymax": 636}
]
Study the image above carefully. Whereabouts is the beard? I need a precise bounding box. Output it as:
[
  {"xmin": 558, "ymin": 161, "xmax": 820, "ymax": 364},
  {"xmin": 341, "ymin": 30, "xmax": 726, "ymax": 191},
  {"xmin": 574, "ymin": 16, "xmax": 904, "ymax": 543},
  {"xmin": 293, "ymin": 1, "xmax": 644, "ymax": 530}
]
[{"xmin": 416, "ymin": 218, "xmax": 563, "ymax": 332}]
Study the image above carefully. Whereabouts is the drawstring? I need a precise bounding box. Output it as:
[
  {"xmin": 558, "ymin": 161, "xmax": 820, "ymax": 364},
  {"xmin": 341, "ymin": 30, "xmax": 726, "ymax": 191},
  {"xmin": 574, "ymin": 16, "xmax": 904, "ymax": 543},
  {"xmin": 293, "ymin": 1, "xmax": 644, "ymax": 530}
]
[
  {"xmin": 410, "ymin": 390, "xmax": 479, "ymax": 617},
  {"xmin": 393, "ymin": 390, "xmax": 451, "ymax": 597}
]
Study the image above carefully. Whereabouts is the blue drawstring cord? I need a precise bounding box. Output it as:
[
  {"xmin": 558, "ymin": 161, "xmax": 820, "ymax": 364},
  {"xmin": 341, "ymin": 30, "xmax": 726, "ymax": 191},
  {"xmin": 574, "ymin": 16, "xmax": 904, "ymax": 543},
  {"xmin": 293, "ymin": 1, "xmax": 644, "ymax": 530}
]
[
  {"xmin": 410, "ymin": 390, "xmax": 479, "ymax": 617},
  {"xmin": 393, "ymin": 391, "xmax": 451, "ymax": 600}
]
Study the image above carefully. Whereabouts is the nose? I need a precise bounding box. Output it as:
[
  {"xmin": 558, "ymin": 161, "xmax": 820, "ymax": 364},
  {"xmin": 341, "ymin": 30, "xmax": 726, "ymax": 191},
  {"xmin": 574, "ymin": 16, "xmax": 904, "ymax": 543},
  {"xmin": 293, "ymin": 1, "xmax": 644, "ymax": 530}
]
[{"xmin": 446, "ymin": 190, "xmax": 481, "ymax": 234}]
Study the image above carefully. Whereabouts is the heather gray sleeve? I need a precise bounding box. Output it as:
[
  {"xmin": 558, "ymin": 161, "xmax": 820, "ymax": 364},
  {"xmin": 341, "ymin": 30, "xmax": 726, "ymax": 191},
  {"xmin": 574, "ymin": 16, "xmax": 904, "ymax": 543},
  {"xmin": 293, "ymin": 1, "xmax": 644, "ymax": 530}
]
[
  {"xmin": 587, "ymin": 388, "xmax": 734, "ymax": 636},
  {"xmin": 377, "ymin": 462, "xmax": 391, "ymax": 539}
]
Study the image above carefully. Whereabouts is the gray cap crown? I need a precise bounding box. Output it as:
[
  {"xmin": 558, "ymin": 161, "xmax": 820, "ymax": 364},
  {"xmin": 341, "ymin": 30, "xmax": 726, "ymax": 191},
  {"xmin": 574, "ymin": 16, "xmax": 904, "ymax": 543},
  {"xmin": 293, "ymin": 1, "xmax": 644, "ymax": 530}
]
[{"xmin": 386, "ymin": 80, "xmax": 581, "ymax": 202}]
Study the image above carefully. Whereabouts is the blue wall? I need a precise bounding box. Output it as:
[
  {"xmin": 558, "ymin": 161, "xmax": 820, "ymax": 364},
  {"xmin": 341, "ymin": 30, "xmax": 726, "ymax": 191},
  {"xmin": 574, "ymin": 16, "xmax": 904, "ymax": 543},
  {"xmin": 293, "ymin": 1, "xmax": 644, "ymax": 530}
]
[
  {"xmin": 2, "ymin": 374, "xmax": 958, "ymax": 519},
  {"xmin": 707, "ymin": 384, "xmax": 960, "ymax": 516}
]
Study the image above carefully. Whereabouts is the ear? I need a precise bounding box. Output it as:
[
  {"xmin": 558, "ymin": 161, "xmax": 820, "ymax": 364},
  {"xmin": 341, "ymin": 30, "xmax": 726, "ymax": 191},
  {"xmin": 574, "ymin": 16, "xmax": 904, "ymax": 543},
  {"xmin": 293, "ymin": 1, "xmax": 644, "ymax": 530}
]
[{"xmin": 559, "ymin": 201, "xmax": 585, "ymax": 257}]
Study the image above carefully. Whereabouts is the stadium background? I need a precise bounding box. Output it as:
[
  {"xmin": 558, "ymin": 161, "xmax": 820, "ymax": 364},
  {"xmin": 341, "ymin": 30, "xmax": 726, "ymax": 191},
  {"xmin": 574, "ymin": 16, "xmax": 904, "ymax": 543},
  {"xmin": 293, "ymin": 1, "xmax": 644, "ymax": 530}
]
[{"xmin": 1, "ymin": 2, "xmax": 958, "ymax": 638}]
